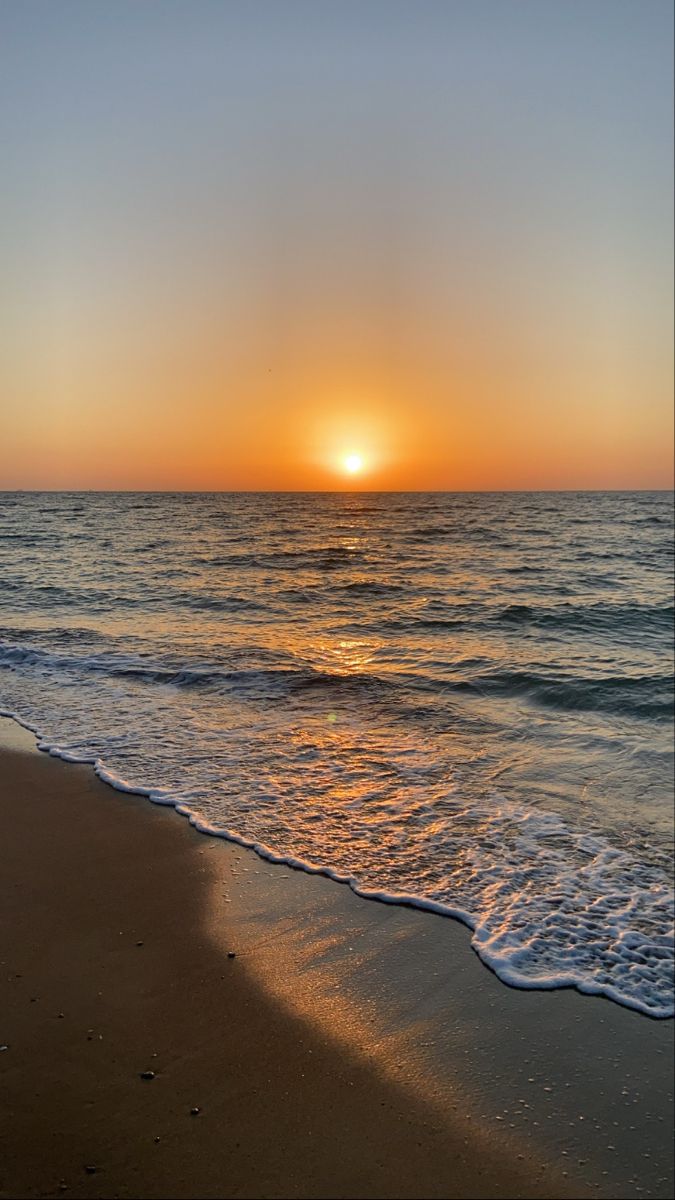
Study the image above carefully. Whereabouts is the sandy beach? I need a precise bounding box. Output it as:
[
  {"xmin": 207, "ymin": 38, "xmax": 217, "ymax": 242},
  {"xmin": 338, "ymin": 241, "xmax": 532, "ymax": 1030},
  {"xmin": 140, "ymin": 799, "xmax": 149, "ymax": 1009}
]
[
  {"xmin": 1, "ymin": 718, "xmax": 672, "ymax": 1200},
  {"xmin": 2, "ymin": 1, "xmax": 673, "ymax": 1195}
]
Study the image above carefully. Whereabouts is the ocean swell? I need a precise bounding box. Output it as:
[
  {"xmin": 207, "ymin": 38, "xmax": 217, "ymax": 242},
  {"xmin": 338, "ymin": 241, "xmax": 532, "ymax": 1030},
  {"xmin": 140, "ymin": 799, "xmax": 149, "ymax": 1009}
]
[{"xmin": 1, "ymin": 489, "xmax": 673, "ymax": 1020}]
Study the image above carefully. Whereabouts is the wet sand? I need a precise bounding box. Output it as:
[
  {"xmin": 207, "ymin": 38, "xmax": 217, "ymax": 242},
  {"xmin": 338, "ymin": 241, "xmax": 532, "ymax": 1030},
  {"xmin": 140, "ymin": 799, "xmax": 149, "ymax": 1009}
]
[{"xmin": 1, "ymin": 720, "xmax": 672, "ymax": 1199}]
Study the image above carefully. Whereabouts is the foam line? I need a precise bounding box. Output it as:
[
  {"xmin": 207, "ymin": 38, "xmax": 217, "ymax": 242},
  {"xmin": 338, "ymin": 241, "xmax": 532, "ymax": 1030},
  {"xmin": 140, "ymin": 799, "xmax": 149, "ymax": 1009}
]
[{"xmin": 1, "ymin": 708, "xmax": 672, "ymax": 1020}]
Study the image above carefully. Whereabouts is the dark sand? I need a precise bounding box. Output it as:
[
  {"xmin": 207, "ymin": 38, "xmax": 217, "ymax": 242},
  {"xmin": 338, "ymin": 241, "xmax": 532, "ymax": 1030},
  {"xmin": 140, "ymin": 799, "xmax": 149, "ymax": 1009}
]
[
  {"xmin": 1, "ymin": 721, "xmax": 672, "ymax": 1199},
  {"xmin": 0, "ymin": 731, "xmax": 572, "ymax": 1200}
]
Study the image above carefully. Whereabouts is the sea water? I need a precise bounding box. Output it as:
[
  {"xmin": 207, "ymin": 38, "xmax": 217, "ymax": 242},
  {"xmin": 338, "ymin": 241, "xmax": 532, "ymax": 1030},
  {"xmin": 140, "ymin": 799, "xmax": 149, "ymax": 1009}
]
[{"xmin": 1, "ymin": 490, "xmax": 672, "ymax": 1016}]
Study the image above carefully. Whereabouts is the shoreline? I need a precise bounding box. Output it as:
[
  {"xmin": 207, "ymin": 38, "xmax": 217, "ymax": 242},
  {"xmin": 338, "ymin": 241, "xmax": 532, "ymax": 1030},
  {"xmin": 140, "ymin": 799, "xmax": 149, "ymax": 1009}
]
[
  {"xmin": 1, "ymin": 717, "xmax": 672, "ymax": 1198},
  {"xmin": 3, "ymin": 709, "xmax": 670, "ymax": 1024}
]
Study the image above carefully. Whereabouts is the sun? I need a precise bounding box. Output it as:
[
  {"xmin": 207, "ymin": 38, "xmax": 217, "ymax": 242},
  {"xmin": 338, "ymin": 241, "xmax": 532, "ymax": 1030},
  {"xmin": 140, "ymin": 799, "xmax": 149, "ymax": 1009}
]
[{"xmin": 342, "ymin": 453, "xmax": 364, "ymax": 475}]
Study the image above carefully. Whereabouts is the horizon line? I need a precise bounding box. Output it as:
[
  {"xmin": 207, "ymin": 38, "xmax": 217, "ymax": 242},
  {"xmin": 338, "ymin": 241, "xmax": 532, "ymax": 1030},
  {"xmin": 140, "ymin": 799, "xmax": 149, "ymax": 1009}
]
[{"xmin": 1, "ymin": 487, "xmax": 673, "ymax": 496}]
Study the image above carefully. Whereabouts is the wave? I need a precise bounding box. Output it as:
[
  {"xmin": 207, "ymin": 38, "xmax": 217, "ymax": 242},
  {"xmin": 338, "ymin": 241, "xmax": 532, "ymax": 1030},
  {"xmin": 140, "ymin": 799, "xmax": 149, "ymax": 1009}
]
[
  {"xmin": 0, "ymin": 640, "xmax": 402, "ymax": 701},
  {"xmin": 332, "ymin": 580, "xmax": 407, "ymax": 596},
  {"xmin": 336, "ymin": 600, "xmax": 674, "ymax": 641},
  {"xmin": 495, "ymin": 601, "xmax": 674, "ymax": 634},
  {"xmin": 192, "ymin": 545, "xmax": 368, "ymax": 572},
  {"xmin": 0, "ymin": 624, "xmax": 104, "ymax": 647},
  {"xmin": 462, "ymin": 525, "xmax": 515, "ymax": 545},
  {"xmin": 502, "ymin": 564, "xmax": 546, "ymax": 575},
  {"xmin": 0, "ymin": 708, "xmax": 671, "ymax": 1019},
  {"xmin": 0, "ymin": 580, "xmax": 133, "ymax": 609},
  {"xmin": 175, "ymin": 592, "xmax": 268, "ymax": 614},
  {"xmin": 407, "ymin": 526, "xmax": 451, "ymax": 539},
  {"xmin": 0, "ymin": 580, "xmax": 270, "ymax": 616},
  {"xmin": 3, "ymin": 634, "xmax": 672, "ymax": 723},
  {"xmin": 0, "ymin": 532, "xmax": 64, "ymax": 543},
  {"xmin": 376, "ymin": 615, "xmax": 470, "ymax": 633},
  {"xmin": 460, "ymin": 668, "xmax": 674, "ymax": 720},
  {"xmin": 277, "ymin": 580, "xmax": 409, "ymax": 605}
]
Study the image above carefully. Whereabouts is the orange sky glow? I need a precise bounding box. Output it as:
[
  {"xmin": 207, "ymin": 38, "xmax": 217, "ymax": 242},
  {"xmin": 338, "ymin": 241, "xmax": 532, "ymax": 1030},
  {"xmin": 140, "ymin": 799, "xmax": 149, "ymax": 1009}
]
[{"xmin": 1, "ymin": 3, "xmax": 672, "ymax": 492}]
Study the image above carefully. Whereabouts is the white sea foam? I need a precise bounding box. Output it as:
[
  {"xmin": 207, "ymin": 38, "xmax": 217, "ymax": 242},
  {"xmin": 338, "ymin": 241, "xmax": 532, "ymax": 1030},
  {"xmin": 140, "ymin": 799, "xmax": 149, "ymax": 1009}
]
[{"xmin": 2, "ymin": 703, "xmax": 672, "ymax": 1019}]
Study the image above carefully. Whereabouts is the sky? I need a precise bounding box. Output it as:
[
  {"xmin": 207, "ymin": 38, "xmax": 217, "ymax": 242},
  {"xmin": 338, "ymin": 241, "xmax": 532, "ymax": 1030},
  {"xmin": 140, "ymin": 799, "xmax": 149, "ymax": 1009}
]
[{"xmin": 1, "ymin": 0, "xmax": 673, "ymax": 491}]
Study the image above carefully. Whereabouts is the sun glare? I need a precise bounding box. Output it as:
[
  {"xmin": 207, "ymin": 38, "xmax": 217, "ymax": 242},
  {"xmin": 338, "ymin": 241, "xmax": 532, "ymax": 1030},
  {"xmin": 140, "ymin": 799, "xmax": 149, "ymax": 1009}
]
[{"xmin": 343, "ymin": 453, "xmax": 364, "ymax": 475}]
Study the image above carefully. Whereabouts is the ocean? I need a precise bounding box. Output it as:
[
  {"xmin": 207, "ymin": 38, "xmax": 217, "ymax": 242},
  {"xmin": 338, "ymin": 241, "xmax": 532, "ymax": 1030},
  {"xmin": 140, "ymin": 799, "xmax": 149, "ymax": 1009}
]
[{"xmin": 1, "ymin": 490, "xmax": 673, "ymax": 1017}]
